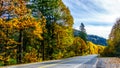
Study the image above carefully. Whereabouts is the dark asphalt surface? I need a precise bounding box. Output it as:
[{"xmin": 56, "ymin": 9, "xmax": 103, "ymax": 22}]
[{"xmin": 1, "ymin": 55, "xmax": 98, "ymax": 68}]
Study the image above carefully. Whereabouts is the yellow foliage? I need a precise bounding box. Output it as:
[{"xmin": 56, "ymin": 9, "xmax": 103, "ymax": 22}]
[
  {"xmin": 87, "ymin": 42, "xmax": 106, "ymax": 54},
  {"xmin": 23, "ymin": 48, "xmax": 38, "ymax": 63},
  {"xmin": 57, "ymin": 52, "xmax": 63, "ymax": 59},
  {"xmin": 0, "ymin": 0, "xmax": 47, "ymax": 65},
  {"xmin": 53, "ymin": 23, "xmax": 74, "ymax": 48},
  {"xmin": 0, "ymin": 56, "xmax": 4, "ymax": 60},
  {"xmin": 0, "ymin": 0, "xmax": 30, "ymax": 18},
  {"xmin": 0, "ymin": 15, "xmax": 45, "ymax": 65},
  {"xmin": 72, "ymin": 37, "xmax": 87, "ymax": 55},
  {"xmin": 52, "ymin": 51, "xmax": 64, "ymax": 59},
  {"xmin": 73, "ymin": 37, "xmax": 87, "ymax": 49},
  {"xmin": 0, "ymin": 54, "xmax": 10, "ymax": 62}
]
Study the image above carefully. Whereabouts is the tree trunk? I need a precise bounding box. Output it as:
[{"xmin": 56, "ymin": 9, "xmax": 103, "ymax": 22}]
[
  {"xmin": 17, "ymin": 29, "xmax": 23, "ymax": 64},
  {"xmin": 4, "ymin": 29, "xmax": 8, "ymax": 65},
  {"xmin": 41, "ymin": 40, "xmax": 45, "ymax": 61}
]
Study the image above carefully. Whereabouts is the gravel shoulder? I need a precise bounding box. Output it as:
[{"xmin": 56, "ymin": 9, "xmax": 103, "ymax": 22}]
[{"xmin": 97, "ymin": 57, "xmax": 120, "ymax": 68}]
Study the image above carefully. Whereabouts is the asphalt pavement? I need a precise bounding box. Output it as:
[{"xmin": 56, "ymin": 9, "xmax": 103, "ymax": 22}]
[{"xmin": 1, "ymin": 55, "xmax": 98, "ymax": 68}]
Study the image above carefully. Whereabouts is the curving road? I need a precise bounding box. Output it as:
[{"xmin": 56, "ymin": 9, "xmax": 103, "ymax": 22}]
[{"xmin": 2, "ymin": 55, "xmax": 98, "ymax": 68}]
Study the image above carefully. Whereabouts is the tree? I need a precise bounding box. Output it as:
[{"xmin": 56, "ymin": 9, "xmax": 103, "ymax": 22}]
[
  {"xmin": 30, "ymin": 0, "xmax": 74, "ymax": 60},
  {"xmin": 0, "ymin": 0, "xmax": 45, "ymax": 64},
  {"xmin": 107, "ymin": 19, "xmax": 120, "ymax": 56},
  {"xmin": 72, "ymin": 37, "xmax": 87, "ymax": 55},
  {"xmin": 101, "ymin": 18, "xmax": 120, "ymax": 57},
  {"xmin": 28, "ymin": 0, "xmax": 61, "ymax": 60},
  {"xmin": 79, "ymin": 23, "xmax": 87, "ymax": 43},
  {"xmin": 80, "ymin": 23, "xmax": 86, "ymax": 33},
  {"xmin": 51, "ymin": 0, "xmax": 74, "ymax": 59},
  {"xmin": 0, "ymin": 0, "xmax": 29, "ymax": 64}
]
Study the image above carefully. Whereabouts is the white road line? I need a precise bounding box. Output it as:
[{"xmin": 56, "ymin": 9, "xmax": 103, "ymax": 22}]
[
  {"xmin": 93, "ymin": 58, "xmax": 98, "ymax": 68},
  {"xmin": 73, "ymin": 59, "xmax": 91, "ymax": 68}
]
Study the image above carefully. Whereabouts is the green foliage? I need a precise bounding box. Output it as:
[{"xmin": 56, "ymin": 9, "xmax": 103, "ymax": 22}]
[
  {"xmin": 52, "ymin": 51, "xmax": 64, "ymax": 59},
  {"xmin": 0, "ymin": 61, "xmax": 4, "ymax": 66},
  {"xmin": 32, "ymin": 0, "xmax": 74, "ymax": 60},
  {"xmin": 79, "ymin": 31, "xmax": 87, "ymax": 43},
  {"xmin": 100, "ymin": 46, "xmax": 115, "ymax": 57},
  {"xmin": 7, "ymin": 59, "xmax": 17, "ymax": 65},
  {"xmin": 79, "ymin": 23, "xmax": 87, "ymax": 43}
]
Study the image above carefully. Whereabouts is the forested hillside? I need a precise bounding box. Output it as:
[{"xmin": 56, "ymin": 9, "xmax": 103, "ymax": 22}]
[
  {"xmin": 87, "ymin": 35, "xmax": 107, "ymax": 46},
  {"xmin": 74, "ymin": 29, "xmax": 107, "ymax": 46},
  {"xmin": 0, "ymin": 0, "xmax": 105, "ymax": 66}
]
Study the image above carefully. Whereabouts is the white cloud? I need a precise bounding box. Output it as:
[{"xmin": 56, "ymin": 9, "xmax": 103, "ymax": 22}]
[
  {"xmin": 62, "ymin": 0, "xmax": 120, "ymax": 38},
  {"xmin": 86, "ymin": 25, "xmax": 112, "ymax": 39},
  {"xmin": 75, "ymin": 17, "xmax": 114, "ymax": 24},
  {"xmin": 92, "ymin": 0, "xmax": 120, "ymax": 21},
  {"xmin": 94, "ymin": 0, "xmax": 120, "ymax": 14}
]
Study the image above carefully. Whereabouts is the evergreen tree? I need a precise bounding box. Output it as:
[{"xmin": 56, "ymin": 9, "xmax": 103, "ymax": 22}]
[
  {"xmin": 80, "ymin": 23, "xmax": 86, "ymax": 33},
  {"xmin": 79, "ymin": 23, "xmax": 87, "ymax": 43},
  {"xmin": 33, "ymin": 0, "xmax": 60, "ymax": 60},
  {"xmin": 29, "ymin": 0, "xmax": 74, "ymax": 60}
]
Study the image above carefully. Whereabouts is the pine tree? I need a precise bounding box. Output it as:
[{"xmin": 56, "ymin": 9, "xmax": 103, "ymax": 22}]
[
  {"xmin": 79, "ymin": 23, "xmax": 87, "ymax": 43},
  {"xmin": 30, "ymin": 0, "xmax": 60, "ymax": 60}
]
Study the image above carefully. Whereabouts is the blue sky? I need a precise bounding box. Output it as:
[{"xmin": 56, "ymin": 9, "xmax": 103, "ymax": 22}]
[{"xmin": 62, "ymin": 0, "xmax": 120, "ymax": 39}]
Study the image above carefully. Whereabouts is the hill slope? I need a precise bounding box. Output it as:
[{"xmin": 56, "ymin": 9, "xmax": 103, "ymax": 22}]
[
  {"xmin": 74, "ymin": 29, "xmax": 107, "ymax": 46},
  {"xmin": 87, "ymin": 35, "xmax": 107, "ymax": 46}
]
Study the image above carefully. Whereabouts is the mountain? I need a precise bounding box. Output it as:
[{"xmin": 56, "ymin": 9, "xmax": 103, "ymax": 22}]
[
  {"xmin": 87, "ymin": 35, "xmax": 107, "ymax": 46},
  {"xmin": 74, "ymin": 29, "xmax": 80, "ymax": 37},
  {"xmin": 73, "ymin": 29, "xmax": 107, "ymax": 46}
]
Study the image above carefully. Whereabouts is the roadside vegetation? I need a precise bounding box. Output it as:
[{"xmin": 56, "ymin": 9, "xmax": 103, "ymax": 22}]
[
  {"xmin": 97, "ymin": 16, "xmax": 120, "ymax": 68},
  {"xmin": 0, "ymin": 0, "xmax": 105, "ymax": 66},
  {"xmin": 101, "ymin": 19, "xmax": 120, "ymax": 57}
]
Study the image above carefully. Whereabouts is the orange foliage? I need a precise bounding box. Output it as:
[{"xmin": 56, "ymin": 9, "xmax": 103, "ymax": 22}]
[
  {"xmin": 23, "ymin": 48, "xmax": 38, "ymax": 63},
  {"xmin": 0, "ymin": 0, "xmax": 29, "ymax": 17}
]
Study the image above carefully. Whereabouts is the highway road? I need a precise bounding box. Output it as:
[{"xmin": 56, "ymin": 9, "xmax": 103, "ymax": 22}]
[{"xmin": 2, "ymin": 55, "xmax": 98, "ymax": 68}]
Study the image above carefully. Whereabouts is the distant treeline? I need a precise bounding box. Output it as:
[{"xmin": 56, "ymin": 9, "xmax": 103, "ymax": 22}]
[{"xmin": 74, "ymin": 29, "xmax": 107, "ymax": 46}]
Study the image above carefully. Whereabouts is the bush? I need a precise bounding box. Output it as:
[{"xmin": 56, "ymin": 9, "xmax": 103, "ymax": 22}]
[
  {"xmin": 0, "ymin": 61, "xmax": 4, "ymax": 66},
  {"xmin": 7, "ymin": 58, "xmax": 17, "ymax": 65},
  {"xmin": 23, "ymin": 48, "xmax": 38, "ymax": 63}
]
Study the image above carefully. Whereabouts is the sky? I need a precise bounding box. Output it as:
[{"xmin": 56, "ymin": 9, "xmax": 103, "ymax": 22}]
[{"xmin": 62, "ymin": 0, "xmax": 120, "ymax": 39}]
